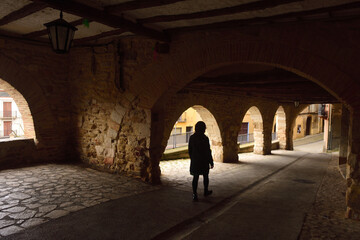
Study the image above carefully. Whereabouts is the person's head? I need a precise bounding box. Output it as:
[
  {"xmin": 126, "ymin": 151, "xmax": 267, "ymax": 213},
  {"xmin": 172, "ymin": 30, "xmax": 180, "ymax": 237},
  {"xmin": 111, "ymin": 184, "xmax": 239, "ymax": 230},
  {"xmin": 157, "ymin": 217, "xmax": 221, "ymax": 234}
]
[{"xmin": 195, "ymin": 121, "xmax": 206, "ymax": 134}]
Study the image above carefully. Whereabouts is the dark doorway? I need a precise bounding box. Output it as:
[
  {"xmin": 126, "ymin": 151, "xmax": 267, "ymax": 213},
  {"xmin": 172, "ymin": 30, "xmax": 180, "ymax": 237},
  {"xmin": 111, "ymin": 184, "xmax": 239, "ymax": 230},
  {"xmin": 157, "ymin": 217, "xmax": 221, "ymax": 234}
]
[{"xmin": 305, "ymin": 116, "xmax": 312, "ymax": 136}]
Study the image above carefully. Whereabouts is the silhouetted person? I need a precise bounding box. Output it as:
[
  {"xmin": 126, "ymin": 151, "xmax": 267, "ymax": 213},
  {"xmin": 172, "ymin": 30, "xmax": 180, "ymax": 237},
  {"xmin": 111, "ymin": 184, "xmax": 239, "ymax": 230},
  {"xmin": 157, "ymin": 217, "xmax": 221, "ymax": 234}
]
[{"xmin": 188, "ymin": 121, "xmax": 214, "ymax": 201}]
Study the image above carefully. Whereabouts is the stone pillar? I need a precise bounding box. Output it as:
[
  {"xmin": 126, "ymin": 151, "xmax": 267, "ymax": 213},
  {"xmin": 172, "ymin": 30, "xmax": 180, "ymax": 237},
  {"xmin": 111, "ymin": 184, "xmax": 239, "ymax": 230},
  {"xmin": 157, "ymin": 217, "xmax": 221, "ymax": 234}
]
[
  {"xmin": 276, "ymin": 107, "xmax": 287, "ymax": 149},
  {"xmin": 346, "ymin": 110, "xmax": 360, "ymax": 220},
  {"xmin": 221, "ymin": 121, "xmax": 239, "ymax": 163},
  {"xmin": 285, "ymin": 115, "xmax": 295, "ymax": 150},
  {"xmin": 340, "ymin": 105, "xmax": 350, "ymax": 165},
  {"xmin": 253, "ymin": 122, "xmax": 264, "ymax": 154},
  {"xmin": 262, "ymin": 119, "xmax": 273, "ymax": 155},
  {"xmin": 259, "ymin": 104, "xmax": 277, "ymax": 155},
  {"xmin": 149, "ymin": 110, "xmax": 165, "ymax": 184},
  {"xmin": 325, "ymin": 104, "xmax": 342, "ymax": 151},
  {"xmin": 246, "ymin": 106, "xmax": 264, "ymax": 155},
  {"xmin": 283, "ymin": 104, "xmax": 308, "ymax": 151},
  {"xmin": 192, "ymin": 105, "xmax": 223, "ymax": 162}
]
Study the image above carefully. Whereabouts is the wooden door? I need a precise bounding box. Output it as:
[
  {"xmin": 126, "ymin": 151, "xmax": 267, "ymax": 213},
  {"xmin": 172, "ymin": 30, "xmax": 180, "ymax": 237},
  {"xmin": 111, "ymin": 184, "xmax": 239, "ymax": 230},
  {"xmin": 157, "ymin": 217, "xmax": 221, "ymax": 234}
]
[
  {"xmin": 3, "ymin": 102, "xmax": 11, "ymax": 117},
  {"xmin": 4, "ymin": 121, "xmax": 12, "ymax": 136}
]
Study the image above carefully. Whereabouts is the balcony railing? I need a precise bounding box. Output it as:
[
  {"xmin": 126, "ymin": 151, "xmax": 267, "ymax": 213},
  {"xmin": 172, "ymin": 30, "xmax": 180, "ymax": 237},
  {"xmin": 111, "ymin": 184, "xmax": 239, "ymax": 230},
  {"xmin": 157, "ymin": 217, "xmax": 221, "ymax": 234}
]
[
  {"xmin": 166, "ymin": 131, "xmax": 193, "ymax": 149},
  {"xmin": 237, "ymin": 133, "xmax": 254, "ymax": 144},
  {"xmin": 237, "ymin": 132, "xmax": 278, "ymax": 144},
  {"xmin": 0, "ymin": 111, "xmax": 17, "ymax": 118},
  {"xmin": 166, "ymin": 132, "xmax": 279, "ymax": 149}
]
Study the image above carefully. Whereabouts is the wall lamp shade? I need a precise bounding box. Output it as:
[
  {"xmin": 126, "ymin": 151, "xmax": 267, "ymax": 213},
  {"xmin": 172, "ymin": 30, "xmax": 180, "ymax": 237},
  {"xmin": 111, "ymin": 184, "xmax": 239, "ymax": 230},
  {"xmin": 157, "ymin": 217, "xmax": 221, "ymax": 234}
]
[
  {"xmin": 44, "ymin": 12, "xmax": 77, "ymax": 54},
  {"xmin": 294, "ymin": 101, "xmax": 300, "ymax": 108}
]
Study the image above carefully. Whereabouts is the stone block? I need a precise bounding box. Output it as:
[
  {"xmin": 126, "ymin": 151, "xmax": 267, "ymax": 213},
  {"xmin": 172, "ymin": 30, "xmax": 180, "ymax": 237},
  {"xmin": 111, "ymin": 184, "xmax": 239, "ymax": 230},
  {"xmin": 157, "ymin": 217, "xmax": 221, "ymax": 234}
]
[
  {"xmin": 110, "ymin": 110, "xmax": 124, "ymax": 125},
  {"xmin": 104, "ymin": 157, "xmax": 114, "ymax": 165},
  {"xmin": 104, "ymin": 137, "xmax": 112, "ymax": 149},
  {"xmin": 108, "ymin": 120, "xmax": 120, "ymax": 131},
  {"xmin": 132, "ymin": 123, "xmax": 150, "ymax": 139},
  {"xmin": 95, "ymin": 146, "xmax": 104, "ymax": 156},
  {"xmin": 107, "ymin": 128, "xmax": 118, "ymax": 140},
  {"xmin": 104, "ymin": 148, "xmax": 115, "ymax": 158}
]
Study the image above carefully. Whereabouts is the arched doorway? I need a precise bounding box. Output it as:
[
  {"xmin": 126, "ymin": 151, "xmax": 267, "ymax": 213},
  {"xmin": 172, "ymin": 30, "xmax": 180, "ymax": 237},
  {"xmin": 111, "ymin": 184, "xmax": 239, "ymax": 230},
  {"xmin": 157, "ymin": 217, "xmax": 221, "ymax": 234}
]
[
  {"xmin": 241, "ymin": 106, "xmax": 263, "ymax": 154},
  {"xmin": 274, "ymin": 106, "xmax": 286, "ymax": 149},
  {"xmin": 163, "ymin": 105, "xmax": 222, "ymax": 162}
]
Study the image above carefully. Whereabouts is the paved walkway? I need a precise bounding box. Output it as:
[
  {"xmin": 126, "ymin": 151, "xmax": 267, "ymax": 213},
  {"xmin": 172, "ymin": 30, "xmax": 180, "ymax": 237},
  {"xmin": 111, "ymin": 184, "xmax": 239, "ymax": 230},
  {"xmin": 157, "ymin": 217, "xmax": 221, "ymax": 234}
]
[
  {"xmin": 0, "ymin": 165, "xmax": 159, "ymax": 237},
  {"xmin": 0, "ymin": 140, "xmax": 359, "ymax": 239}
]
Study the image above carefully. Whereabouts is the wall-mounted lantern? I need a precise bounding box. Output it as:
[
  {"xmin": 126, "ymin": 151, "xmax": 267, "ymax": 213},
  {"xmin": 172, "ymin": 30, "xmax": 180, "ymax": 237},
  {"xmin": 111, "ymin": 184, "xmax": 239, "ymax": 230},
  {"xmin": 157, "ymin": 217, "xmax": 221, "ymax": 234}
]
[{"xmin": 44, "ymin": 11, "xmax": 77, "ymax": 53}]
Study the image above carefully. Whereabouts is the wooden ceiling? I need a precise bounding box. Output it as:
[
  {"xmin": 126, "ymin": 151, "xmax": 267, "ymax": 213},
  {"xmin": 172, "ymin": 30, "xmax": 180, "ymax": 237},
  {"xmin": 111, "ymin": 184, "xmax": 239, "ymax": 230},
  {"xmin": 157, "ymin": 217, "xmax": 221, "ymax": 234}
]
[{"xmin": 0, "ymin": 0, "xmax": 359, "ymax": 44}]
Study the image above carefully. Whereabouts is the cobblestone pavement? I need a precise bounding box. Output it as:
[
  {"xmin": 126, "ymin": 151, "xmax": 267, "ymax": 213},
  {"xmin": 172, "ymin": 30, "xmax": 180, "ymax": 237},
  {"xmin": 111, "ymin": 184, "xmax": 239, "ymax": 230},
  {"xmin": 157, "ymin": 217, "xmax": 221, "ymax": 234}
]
[
  {"xmin": 0, "ymin": 164, "xmax": 159, "ymax": 237},
  {"xmin": 299, "ymin": 153, "xmax": 360, "ymax": 240}
]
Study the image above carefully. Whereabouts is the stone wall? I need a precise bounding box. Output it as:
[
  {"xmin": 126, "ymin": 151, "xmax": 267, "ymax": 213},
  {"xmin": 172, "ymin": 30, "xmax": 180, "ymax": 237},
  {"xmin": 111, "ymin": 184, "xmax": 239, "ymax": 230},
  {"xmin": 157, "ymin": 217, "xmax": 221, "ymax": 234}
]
[
  {"xmin": 0, "ymin": 139, "xmax": 36, "ymax": 168},
  {"xmin": 68, "ymin": 40, "xmax": 156, "ymax": 180},
  {"xmin": 0, "ymin": 38, "xmax": 70, "ymax": 165}
]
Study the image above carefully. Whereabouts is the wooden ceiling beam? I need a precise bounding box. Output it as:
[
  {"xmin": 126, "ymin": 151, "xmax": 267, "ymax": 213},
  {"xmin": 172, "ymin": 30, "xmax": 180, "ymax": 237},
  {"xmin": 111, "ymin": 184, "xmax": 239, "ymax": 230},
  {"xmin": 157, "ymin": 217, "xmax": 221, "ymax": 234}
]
[
  {"xmin": 105, "ymin": 0, "xmax": 185, "ymax": 14},
  {"xmin": 24, "ymin": 18, "xmax": 90, "ymax": 38},
  {"xmin": 30, "ymin": 0, "xmax": 170, "ymax": 42},
  {"xmin": 138, "ymin": 0, "xmax": 300, "ymax": 24},
  {"xmin": 167, "ymin": 1, "xmax": 360, "ymax": 32},
  {"xmin": 0, "ymin": 2, "xmax": 48, "ymax": 26}
]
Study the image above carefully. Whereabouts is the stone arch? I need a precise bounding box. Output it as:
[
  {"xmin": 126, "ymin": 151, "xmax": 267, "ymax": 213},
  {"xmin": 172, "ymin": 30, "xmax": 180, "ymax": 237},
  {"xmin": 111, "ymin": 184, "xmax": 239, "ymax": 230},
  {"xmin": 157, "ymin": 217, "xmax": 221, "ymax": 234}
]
[
  {"xmin": 191, "ymin": 105, "xmax": 222, "ymax": 162},
  {"xmin": 163, "ymin": 105, "xmax": 223, "ymax": 163},
  {"xmin": 0, "ymin": 50, "xmax": 63, "ymax": 162},
  {"xmin": 146, "ymin": 32, "xmax": 360, "ymax": 186},
  {"xmin": 0, "ymin": 79, "xmax": 35, "ymax": 139},
  {"xmin": 274, "ymin": 106, "xmax": 286, "ymax": 149},
  {"xmin": 135, "ymin": 33, "xmax": 360, "ymax": 111},
  {"xmin": 243, "ymin": 106, "xmax": 264, "ymax": 154}
]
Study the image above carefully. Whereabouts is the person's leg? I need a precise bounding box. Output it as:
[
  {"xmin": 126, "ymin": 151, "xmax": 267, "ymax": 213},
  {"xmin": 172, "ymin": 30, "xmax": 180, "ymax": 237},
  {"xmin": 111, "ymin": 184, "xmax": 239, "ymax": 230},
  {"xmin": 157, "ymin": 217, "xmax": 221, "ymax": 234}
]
[
  {"xmin": 203, "ymin": 174, "xmax": 212, "ymax": 196},
  {"xmin": 192, "ymin": 174, "xmax": 199, "ymax": 201},
  {"xmin": 203, "ymin": 174, "xmax": 209, "ymax": 191}
]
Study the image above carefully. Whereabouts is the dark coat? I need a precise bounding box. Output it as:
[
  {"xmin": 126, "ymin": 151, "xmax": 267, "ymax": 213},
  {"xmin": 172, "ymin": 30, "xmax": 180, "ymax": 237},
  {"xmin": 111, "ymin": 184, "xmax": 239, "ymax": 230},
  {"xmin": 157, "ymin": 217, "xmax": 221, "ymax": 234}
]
[{"xmin": 188, "ymin": 133, "xmax": 214, "ymax": 175}]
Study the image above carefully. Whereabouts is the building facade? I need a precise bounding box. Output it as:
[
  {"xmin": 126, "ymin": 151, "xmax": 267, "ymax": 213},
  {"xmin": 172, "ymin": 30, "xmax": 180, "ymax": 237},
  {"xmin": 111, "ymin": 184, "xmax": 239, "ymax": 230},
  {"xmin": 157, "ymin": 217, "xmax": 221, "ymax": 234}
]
[{"xmin": 0, "ymin": 89, "xmax": 24, "ymax": 138}]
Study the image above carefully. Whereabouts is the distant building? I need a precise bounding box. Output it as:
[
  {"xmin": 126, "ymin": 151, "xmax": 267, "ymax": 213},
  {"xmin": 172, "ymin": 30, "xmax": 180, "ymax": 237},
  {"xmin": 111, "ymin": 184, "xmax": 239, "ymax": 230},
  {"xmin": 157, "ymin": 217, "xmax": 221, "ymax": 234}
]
[
  {"xmin": 293, "ymin": 104, "xmax": 324, "ymax": 140},
  {"xmin": 0, "ymin": 89, "xmax": 24, "ymax": 138},
  {"xmin": 170, "ymin": 104, "xmax": 324, "ymax": 148}
]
